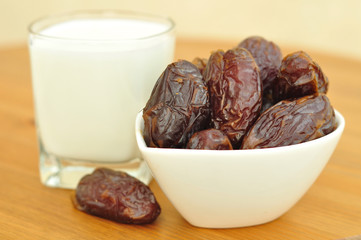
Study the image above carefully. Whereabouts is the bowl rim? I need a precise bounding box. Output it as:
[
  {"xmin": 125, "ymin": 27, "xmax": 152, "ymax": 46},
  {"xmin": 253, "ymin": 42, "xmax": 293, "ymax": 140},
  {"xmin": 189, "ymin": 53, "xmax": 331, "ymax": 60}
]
[{"xmin": 135, "ymin": 109, "xmax": 345, "ymax": 155}]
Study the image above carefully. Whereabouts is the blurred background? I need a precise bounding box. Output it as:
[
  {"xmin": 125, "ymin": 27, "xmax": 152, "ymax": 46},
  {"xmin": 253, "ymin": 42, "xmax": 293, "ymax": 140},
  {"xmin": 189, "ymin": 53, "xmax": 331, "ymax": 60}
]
[{"xmin": 1, "ymin": 0, "xmax": 361, "ymax": 59}]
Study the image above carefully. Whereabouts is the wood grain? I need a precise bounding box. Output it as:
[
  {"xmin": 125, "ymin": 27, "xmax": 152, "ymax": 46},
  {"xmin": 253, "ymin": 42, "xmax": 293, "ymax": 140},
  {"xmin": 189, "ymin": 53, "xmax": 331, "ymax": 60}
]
[{"xmin": 0, "ymin": 39, "xmax": 361, "ymax": 239}]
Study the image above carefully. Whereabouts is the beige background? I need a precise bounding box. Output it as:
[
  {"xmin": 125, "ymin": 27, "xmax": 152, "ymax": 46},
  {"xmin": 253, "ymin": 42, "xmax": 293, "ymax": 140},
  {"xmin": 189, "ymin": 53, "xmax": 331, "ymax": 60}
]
[{"xmin": 1, "ymin": 0, "xmax": 361, "ymax": 59}]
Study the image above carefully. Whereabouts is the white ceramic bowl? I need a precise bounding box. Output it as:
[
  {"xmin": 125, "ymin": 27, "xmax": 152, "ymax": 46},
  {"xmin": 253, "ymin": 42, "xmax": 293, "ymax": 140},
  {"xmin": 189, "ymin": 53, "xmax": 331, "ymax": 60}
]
[{"xmin": 135, "ymin": 110, "xmax": 345, "ymax": 228}]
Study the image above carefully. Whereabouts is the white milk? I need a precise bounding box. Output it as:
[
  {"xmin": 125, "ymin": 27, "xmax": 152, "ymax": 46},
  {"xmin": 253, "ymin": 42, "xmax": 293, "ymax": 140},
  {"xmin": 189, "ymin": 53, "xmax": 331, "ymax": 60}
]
[{"xmin": 30, "ymin": 19, "xmax": 175, "ymax": 162}]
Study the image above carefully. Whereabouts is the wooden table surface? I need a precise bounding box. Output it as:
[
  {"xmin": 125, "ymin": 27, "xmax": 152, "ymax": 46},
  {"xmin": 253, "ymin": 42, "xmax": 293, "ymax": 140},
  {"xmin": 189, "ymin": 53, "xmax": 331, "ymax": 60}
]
[{"xmin": 1, "ymin": 39, "xmax": 361, "ymax": 240}]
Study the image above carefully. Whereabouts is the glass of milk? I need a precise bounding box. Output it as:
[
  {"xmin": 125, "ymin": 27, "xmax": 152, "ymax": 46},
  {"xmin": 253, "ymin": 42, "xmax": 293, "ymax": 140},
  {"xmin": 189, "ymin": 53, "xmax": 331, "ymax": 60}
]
[{"xmin": 28, "ymin": 10, "xmax": 175, "ymax": 188}]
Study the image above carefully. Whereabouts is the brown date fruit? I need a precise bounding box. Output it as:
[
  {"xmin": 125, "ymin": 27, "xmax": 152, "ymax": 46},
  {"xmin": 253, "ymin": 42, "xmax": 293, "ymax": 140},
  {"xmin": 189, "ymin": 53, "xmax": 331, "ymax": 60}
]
[
  {"xmin": 203, "ymin": 48, "xmax": 262, "ymax": 148},
  {"xmin": 143, "ymin": 60, "xmax": 210, "ymax": 148},
  {"xmin": 238, "ymin": 36, "xmax": 282, "ymax": 113},
  {"xmin": 186, "ymin": 128, "xmax": 233, "ymax": 150},
  {"xmin": 238, "ymin": 36, "xmax": 282, "ymax": 93},
  {"xmin": 192, "ymin": 57, "xmax": 208, "ymax": 75},
  {"xmin": 242, "ymin": 94, "xmax": 336, "ymax": 149},
  {"xmin": 273, "ymin": 51, "xmax": 329, "ymax": 102},
  {"xmin": 73, "ymin": 168, "xmax": 161, "ymax": 224}
]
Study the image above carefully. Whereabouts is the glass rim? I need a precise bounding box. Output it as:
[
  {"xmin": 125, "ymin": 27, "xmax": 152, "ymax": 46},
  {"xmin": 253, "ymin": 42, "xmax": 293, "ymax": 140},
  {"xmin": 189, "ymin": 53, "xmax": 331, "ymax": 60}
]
[{"xmin": 28, "ymin": 9, "xmax": 176, "ymax": 42}]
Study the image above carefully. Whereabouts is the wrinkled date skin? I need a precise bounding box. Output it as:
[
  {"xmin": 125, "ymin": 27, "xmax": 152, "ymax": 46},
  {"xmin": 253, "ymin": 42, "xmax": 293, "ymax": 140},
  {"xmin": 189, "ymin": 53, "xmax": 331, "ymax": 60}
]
[
  {"xmin": 143, "ymin": 60, "xmax": 210, "ymax": 148},
  {"xmin": 186, "ymin": 128, "xmax": 233, "ymax": 150},
  {"xmin": 203, "ymin": 48, "xmax": 262, "ymax": 148},
  {"xmin": 73, "ymin": 168, "xmax": 161, "ymax": 224},
  {"xmin": 238, "ymin": 36, "xmax": 282, "ymax": 93},
  {"xmin": 192, "ymin": 57, "xmax": 208, "ymax": 75},
  {"xmin": 273, "ymin": 51, "xmax": 329, "ymax": 102},
  {"xmin": 242, "ymin": 94, "xmax": 336, "ymax": 149},
  {"xmin": 238, "ymin": 36, "xmax": 282, "ymax": 112}
]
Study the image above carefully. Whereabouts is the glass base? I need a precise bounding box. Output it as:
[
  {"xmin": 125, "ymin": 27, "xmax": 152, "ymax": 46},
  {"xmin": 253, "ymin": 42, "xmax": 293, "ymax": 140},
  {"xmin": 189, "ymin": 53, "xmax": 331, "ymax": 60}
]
[{"xmin": 39, "ymin": 151, "xmax": 152, "ymax": 189}]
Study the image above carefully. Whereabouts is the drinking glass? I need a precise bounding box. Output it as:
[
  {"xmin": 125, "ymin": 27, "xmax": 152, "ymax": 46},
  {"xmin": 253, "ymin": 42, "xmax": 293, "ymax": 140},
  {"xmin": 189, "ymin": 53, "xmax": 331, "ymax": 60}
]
[{"xmin": 28, "ymin": 10, "xmax": 175, "ymax": 188}]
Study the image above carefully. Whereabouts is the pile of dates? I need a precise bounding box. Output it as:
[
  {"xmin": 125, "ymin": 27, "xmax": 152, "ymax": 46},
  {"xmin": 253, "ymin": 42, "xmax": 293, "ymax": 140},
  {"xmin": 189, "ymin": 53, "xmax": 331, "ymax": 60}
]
[{"xmin": 143, "ymin": 36, "xmax": 337, "ymax": 150}]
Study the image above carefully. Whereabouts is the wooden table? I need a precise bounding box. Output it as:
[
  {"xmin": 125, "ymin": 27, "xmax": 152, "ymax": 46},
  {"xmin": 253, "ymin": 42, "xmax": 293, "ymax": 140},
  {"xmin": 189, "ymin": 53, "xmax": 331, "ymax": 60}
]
[{"xmin": 1, "ymin": 39, "xmax": 361, "ymax": 240}]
